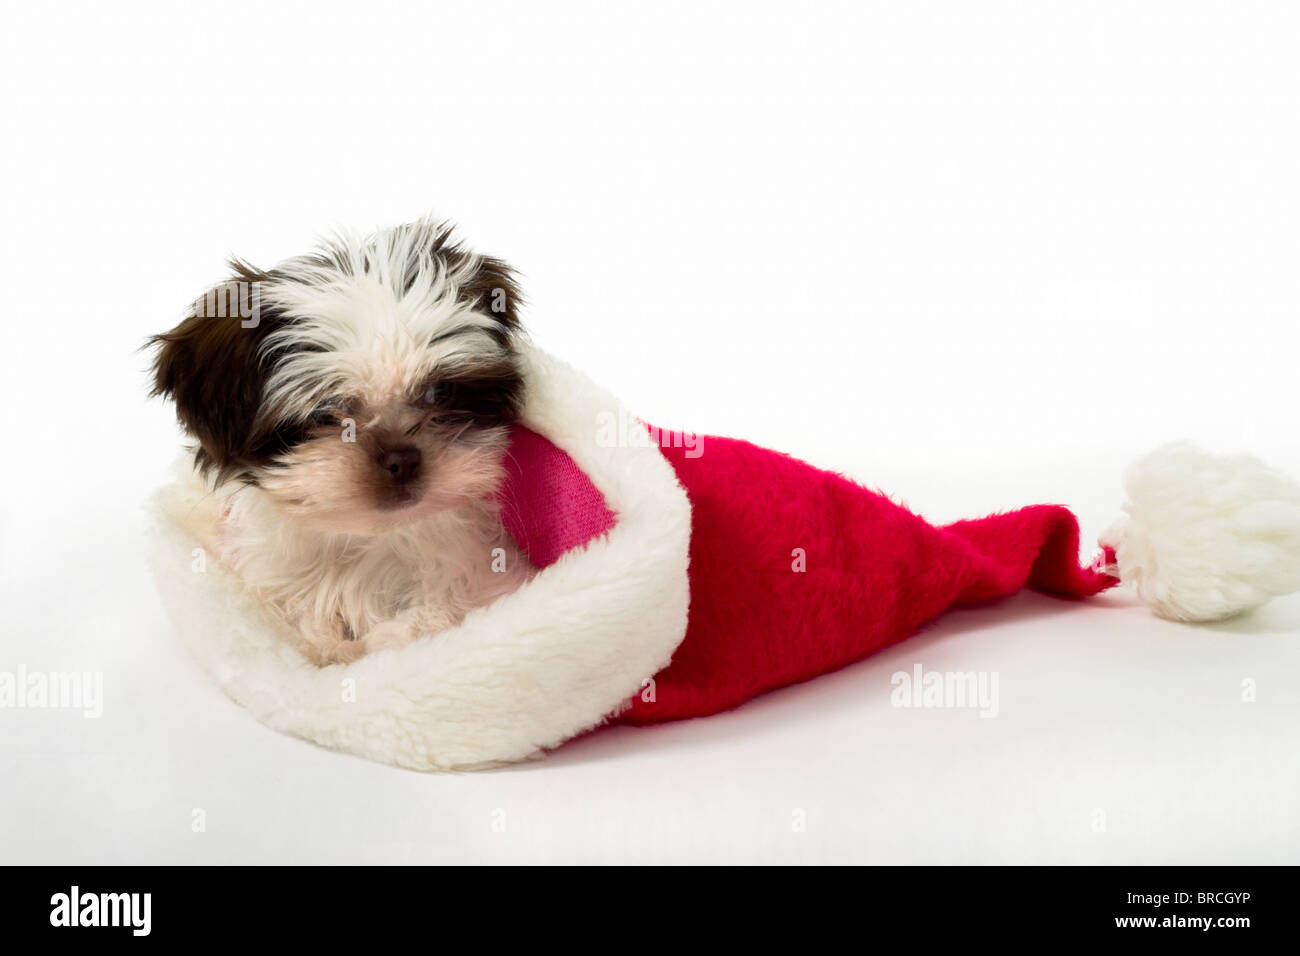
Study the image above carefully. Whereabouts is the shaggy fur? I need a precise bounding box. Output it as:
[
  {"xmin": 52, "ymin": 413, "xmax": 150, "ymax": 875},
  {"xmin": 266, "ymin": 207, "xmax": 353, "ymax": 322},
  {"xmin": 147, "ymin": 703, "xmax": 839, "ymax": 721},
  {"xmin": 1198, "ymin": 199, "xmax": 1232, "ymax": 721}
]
[{"xmin": 150, "ymin": 219, "xmax": 533, "ymax": 662}]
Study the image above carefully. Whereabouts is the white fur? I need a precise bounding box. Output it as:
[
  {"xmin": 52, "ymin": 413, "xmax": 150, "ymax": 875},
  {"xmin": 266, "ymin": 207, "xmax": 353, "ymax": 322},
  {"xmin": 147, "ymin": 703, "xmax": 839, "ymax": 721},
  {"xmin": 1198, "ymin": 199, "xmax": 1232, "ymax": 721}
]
[
  {"xmin": 257, "ymin": 223, "xmax": 508, "ymax": 421},
  {"xmin": 150, "ymin": 345, "xmax": 693, "ymax": 771},
  {"xmin": 214, "ymin": 485, "xmax": 531, "ymax": 663},
  {"xmin": 178, "ymin": 218, "xmax": 535, "ymax": 658},
  {"xmin": 1101, "ymin": 441, "xmax": 1300, "ymax": 622}
]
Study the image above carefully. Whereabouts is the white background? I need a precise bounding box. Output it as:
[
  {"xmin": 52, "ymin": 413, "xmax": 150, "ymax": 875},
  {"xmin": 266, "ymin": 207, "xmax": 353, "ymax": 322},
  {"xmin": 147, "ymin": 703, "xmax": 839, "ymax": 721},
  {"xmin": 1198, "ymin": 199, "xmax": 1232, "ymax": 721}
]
[{"xmin": 2, "ymin": 1, "xmax": 1298, "ymax": 863}]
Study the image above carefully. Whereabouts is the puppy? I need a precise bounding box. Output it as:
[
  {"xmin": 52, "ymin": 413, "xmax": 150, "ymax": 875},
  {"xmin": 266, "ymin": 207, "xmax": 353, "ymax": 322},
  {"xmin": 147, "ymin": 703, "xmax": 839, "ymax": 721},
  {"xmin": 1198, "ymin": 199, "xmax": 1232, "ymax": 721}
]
[{"xmin": 150, "ymin": 219, "xmax": 535, "ymax": 664}]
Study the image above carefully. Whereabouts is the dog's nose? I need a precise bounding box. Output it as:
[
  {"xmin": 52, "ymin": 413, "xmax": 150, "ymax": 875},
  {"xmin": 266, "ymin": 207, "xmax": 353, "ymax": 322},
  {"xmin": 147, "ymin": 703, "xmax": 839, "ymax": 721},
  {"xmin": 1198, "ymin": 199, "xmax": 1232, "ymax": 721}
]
[{"xmin": 378, "ymin": 447, "xmax": 421, "ymax": 484}]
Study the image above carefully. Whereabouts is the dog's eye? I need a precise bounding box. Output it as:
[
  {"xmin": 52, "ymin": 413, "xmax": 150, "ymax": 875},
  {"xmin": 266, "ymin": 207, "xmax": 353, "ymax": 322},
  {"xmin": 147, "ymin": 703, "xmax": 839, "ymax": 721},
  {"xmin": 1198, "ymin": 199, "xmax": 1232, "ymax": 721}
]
[{"xmin": 422, "ymin": 382, "xmax": 453, "ymax": 406}]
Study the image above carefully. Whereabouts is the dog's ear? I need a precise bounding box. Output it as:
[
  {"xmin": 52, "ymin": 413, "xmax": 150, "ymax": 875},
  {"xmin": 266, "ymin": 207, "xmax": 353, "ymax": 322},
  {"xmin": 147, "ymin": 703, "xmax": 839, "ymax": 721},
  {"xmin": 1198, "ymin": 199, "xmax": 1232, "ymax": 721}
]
[
  {"xmin": 461, "ymin": 254, "xmax": 523, "ymax": 334},
  {"xmin": 149, "ymin": 263, "xmax": 292, "ymax": 480}
]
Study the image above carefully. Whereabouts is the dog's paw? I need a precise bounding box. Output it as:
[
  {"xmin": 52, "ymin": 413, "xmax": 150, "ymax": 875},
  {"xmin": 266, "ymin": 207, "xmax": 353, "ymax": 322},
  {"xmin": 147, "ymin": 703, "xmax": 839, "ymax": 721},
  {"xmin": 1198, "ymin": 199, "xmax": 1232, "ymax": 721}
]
[
  {"xmin": 300, "ymin": 635, "xmax": 367, "ymax": 666},
  {"xmin": 296, "ymin": 616, "xmax": 368, "ymax": 666}
]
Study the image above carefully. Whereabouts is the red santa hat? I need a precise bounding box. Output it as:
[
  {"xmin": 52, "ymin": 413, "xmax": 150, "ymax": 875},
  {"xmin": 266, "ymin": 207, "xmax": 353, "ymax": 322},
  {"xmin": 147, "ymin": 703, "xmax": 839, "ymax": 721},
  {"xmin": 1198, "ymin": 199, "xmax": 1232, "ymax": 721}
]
[
  {"xmin": 154, "ymin": 345, "xmax": 1300, "ymax": 769},
  {"xmin": 500, "ymin": 422, "xmax": 1300, "ymax": 728}
]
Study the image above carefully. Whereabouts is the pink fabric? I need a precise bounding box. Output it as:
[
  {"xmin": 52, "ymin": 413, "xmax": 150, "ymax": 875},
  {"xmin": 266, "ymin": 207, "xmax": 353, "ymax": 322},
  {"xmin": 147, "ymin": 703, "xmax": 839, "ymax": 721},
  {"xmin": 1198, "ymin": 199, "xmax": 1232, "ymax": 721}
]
[{"xmin": 496, "ymin": 426, "xmax": 617, "ymax": 567}]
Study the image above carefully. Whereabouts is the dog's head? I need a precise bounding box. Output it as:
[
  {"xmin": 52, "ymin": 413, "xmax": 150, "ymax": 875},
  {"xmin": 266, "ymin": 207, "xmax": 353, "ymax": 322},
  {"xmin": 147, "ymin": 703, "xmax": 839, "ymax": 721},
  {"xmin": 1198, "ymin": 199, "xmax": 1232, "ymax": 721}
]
[{"xmin": 150, "ymin": 219, "xmax": 525, "ymax": 535}]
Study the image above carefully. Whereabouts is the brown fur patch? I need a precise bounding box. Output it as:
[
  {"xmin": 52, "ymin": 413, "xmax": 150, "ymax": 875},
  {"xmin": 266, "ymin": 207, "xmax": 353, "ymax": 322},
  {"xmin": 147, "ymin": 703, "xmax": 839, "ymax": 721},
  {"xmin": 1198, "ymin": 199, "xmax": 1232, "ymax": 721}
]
[{"xmin": 149, "ymin": 262, "xmax": 306, "ymax": 482}]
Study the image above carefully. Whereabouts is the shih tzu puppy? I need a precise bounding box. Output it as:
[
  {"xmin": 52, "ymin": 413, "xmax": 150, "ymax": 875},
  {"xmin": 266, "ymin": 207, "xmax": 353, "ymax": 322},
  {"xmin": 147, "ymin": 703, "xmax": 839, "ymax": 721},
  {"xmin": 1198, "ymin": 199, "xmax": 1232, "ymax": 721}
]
[{"xmin": 150, "ymin": 219, "xmax": 534, "ymax": 664}]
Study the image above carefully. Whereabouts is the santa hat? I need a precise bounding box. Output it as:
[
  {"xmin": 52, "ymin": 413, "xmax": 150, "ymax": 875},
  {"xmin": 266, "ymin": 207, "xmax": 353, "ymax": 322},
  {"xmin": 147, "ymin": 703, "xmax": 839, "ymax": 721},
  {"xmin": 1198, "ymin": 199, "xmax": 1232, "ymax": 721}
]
[
  {"xmin": 501, "ymin": 423, "xmax": 1300, "ymax": 727},
  {"xmin": 152, "ymin": 345, "xmax": 1300, "ymax": 769}
]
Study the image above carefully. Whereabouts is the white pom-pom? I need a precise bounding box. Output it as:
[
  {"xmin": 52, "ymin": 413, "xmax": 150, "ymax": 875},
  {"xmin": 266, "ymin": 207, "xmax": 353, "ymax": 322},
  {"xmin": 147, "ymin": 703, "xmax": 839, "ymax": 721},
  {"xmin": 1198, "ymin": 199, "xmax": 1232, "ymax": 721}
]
[{"xmin": 1100, "ymin": 442, "xmax": 1300, "ymax": 622}]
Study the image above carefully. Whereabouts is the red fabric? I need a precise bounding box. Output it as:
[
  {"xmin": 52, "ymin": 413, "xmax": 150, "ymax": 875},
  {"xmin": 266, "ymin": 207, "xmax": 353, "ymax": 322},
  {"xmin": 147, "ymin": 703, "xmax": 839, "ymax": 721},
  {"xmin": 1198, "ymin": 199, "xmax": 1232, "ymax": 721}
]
[
  {"xmin": 615, "ymin": 433, "xmax": 1118, "ymax": 723},
  {"xmin": 496, "ymin": 426, "xmax": 1118, "ymax": 725}
]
